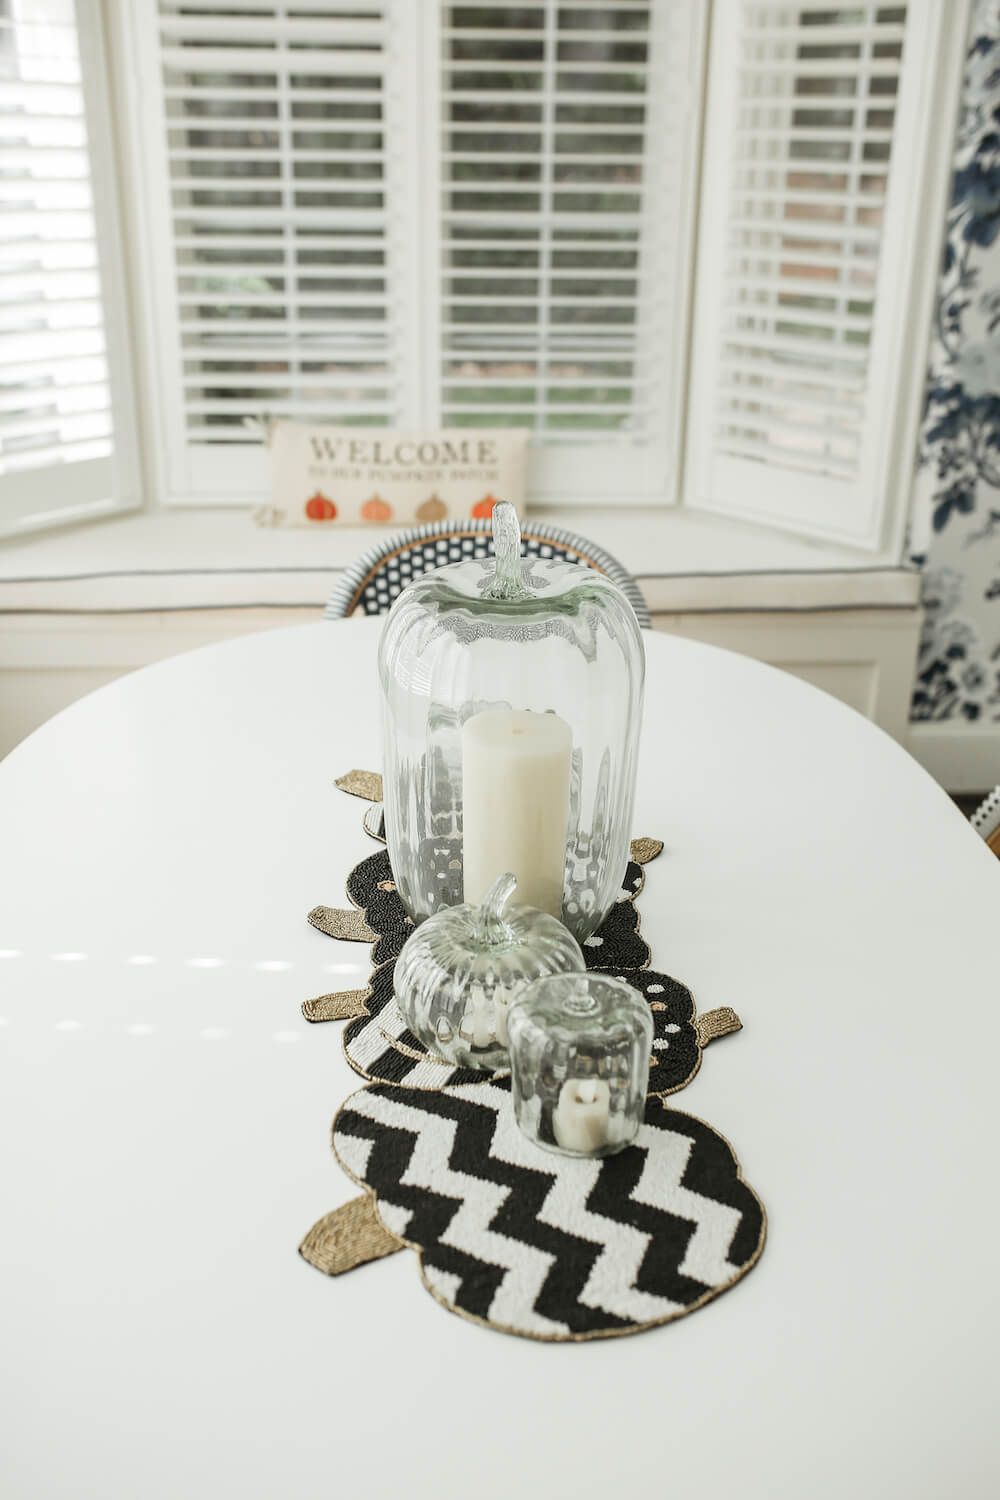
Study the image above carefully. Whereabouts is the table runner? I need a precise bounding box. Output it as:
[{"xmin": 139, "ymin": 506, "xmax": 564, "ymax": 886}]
[
  {"xmin": 297, "ymin": 771, "xmax": 765, "ymax": 1341},
  {"xmin": 306, "ymin": 843, "xmax": 711, "ymax": 1095}
]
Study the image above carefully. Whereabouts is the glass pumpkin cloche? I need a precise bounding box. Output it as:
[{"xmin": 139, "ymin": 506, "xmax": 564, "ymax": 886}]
[
  {"xmin": 394, "ymin": 872, "xmax": 585, "ymax": 1071},
  {"xmin": 378, "ymin": 503, "xmax": 645, "ymax": 942},
  {"xmin": 507, "ymin": 972, "xmax": 653, "ymax": 1157}
]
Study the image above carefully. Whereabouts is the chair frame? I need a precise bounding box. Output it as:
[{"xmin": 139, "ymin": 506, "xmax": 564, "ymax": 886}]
[{"xmin": 324, "ymin": 515, "xmax": 651, "ymax": 627}]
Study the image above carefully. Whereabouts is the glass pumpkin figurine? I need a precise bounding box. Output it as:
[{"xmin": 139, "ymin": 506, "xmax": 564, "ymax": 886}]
[
  {"xmin": 394, "ymin": 872, "xmax": 585, "ymax": 1071},
  {"xmin": 378, "ymin": 503, "xmax": 645, "ymax": 942}
]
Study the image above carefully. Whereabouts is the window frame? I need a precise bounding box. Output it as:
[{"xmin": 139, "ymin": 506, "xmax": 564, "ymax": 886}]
[
  {"xmin": 423, "ymin": 0, "xmax": 709, "ymax": 507},
  {"xmin": 684, "ymin": 0, "xmax": 972, "ymax": 556},
  {"xmin": 111, "ymin": 0, "xmax": 711, "ymax": 512},
  {"xmin": 109, "ymin": 0, "xmax": 430, "ymax": 507},
  {"xmin": 0, "ymin": 0, "xmax": 143, "ymax": 539}
]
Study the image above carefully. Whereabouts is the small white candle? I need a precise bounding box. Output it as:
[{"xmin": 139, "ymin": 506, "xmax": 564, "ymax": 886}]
[
  {"xmin": 461, "ymin": 707, "xmax": 572, "ymax": 918},
  {"xmin": 458, "ymin": 984, "xmax": 495, "ymax": 1050},
  {"xmin": 494, "ymin": 991, "xmax": 511, "ymax": 1049},
  {"xmin": 553, "ymin": 1077, "xmax": 610, "ymax": 1153}
]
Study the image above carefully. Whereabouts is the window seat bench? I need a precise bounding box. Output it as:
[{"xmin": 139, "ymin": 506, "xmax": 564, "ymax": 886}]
[{"xmin": 0, "ymin": 507, "xmax": 922, "ymax": 759}]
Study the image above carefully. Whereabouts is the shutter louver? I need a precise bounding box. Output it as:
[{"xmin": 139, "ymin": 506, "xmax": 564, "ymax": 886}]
[
  {"xmin": 146, "ymin": 0, "xmax": 420, "ymax": 499},
  {"xmin": 436, "ymin": 0, "xmax": 705, "ymax": 500},
  {"xmin": 687, "ymin": 0, "xmax": 949, "ymax": 546},
  {"xmin": 0, "ymin": 0, "xmax": 130, "ymax": 529}
]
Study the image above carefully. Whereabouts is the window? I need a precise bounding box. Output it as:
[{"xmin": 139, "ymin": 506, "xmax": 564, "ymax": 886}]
[
  {"xmin": 687, "ymin": 0, "xmax": 955, "ymax": 549},
  {"xmin": 431, "ymin": 2, "xmax": 702, "ymax": 500},
  {"xmin": 122, "ymin": 0, "xmax": 705, "ymax": 505},
  {"xmin": 0, "ymin": 0, "xmax": 139, "ymax": 534},
  {"xmin": 123, "ymin": 0, "xmax": 424, "ymax": 503},
  {"xmin": 2, "ymin": 0, "xmax": 968, "ymax": 548}
]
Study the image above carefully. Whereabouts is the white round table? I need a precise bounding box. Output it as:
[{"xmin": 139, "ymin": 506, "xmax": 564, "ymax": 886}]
[{"xmin": 1, "ymin": 617, "xmax": 997, "ymax": 1499}]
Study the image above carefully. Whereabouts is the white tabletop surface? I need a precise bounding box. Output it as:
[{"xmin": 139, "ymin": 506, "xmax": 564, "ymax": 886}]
[{"xmin": 1, "ymin": 616, "xmax": 997, "ymax": 1500}]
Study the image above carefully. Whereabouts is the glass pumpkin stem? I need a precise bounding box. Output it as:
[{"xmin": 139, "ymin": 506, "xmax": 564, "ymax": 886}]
[
  {"xmin": 475, "ymin": 871, "xmax": 517, "ymax": 946},
  {"xmin": 486, "ymin": 501, "xmax": 528, "ymax": 600}
]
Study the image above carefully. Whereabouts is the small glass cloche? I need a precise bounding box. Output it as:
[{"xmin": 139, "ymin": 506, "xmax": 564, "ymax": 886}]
[
  {"xmin": 507, "ymin": 972, "xmax": 653, "ymax": 1157},
  {"xmin": 394, "ymin": 872, "xmax": 585, "ymax": 1072},
  {"xmin": 378, "ymin": 501, "xmax": 645, "ymax": 943}
]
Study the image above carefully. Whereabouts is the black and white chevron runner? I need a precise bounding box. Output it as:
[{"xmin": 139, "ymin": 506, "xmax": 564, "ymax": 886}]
[{"xmin": 334, "ymin": 1080, "xmax": 765, "ymax": 1340}]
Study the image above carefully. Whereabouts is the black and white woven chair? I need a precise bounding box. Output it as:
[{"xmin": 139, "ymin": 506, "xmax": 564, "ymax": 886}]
[
  {"xmin": 324, "ymin": 516, "xmax": 651, "ymax": 627},
  {"xmin": 971, "ymin": 786, "xmax": 1000, "ymax": 859}
]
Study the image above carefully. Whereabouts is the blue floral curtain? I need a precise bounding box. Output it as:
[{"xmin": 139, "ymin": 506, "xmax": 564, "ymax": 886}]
[{"xmin": 911, "ymin": 0, "xmax": 1000, "ymax": 724}]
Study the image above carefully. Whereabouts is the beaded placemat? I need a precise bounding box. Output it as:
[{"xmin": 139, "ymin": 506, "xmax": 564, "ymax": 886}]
[
  {"xmin": 297, "ymin": 770, "xmax": 764, "ymax": 1342},
  {"xmin": 307, "ymin": 844, "xmax": 713, "ymax": 1094},
  {"xmin": 331, "ymin": 1080, "xmax": 764, "ymax": 1341}
]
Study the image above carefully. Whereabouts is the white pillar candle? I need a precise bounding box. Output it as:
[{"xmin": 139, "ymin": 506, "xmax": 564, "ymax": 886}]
[
  {"xmin": 461, "ymin": 707, "xmax": 572, "ymax": 918},
  {"xmin": 553, "ymin": 1077, "xmax": 610, "ymax": 1153}
]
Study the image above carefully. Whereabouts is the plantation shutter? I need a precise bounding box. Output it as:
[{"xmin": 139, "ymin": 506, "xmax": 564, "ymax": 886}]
[
  {"xmin": 686, "ymin": 0, "xmax": 955, "ymax": 547},
  {"xmin": 132, "ymin": 0, "xmax": 422, "ymax": 501},
  {"xmin": 0, "ymin": 0, "xmax": 139, "ymax": 535},
  {"xmin": 131, "ymin": 0, "xmax": 705, "ymax": 505},
  {"xmin": 433, "ymin": 0, "xmax": 706, "ymax": 500}
]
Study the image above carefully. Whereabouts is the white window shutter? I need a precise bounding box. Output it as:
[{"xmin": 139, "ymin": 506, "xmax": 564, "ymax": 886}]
[
  {"xmin": 125, "ymin": 0, "xmax": 423, "ymax": 502},
  {"xmin": 431, "ymin": 0, "xmax": 706, "ymax": 503},
  {"xmin": 0, "ymin": 0, "xmax": 140, "ymax": 536},
  {"xmin": 124, "ymin": 0, "xmax": 706, "ymax": 508},
  {"xmin": 686, "ymin": 0, "xmax": 967, "ymax": 549}
]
